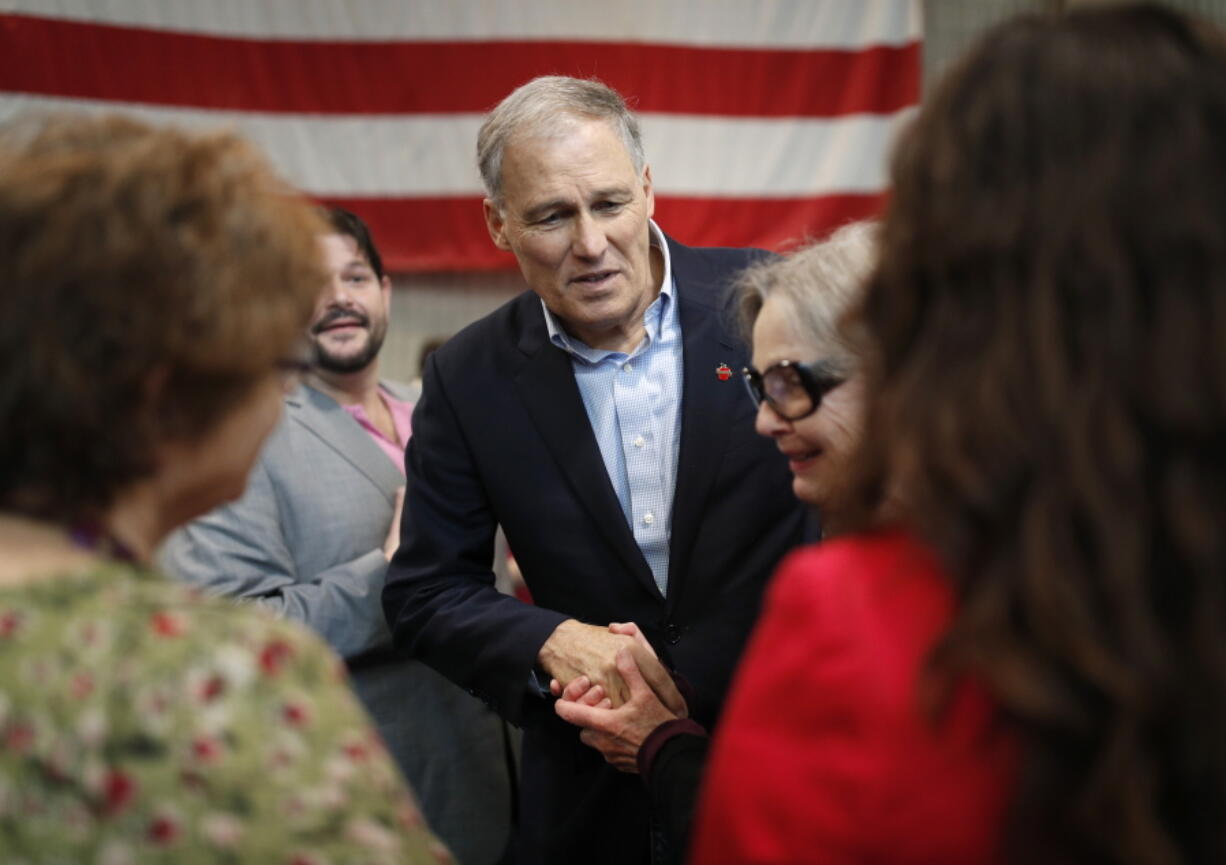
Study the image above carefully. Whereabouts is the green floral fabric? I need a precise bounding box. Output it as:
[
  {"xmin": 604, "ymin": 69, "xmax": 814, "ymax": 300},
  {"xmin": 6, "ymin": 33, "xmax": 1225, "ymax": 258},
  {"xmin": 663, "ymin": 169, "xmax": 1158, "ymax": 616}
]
[{"xmin": 0, "ymin": 562, "xmax": 451, "ymax": 865}]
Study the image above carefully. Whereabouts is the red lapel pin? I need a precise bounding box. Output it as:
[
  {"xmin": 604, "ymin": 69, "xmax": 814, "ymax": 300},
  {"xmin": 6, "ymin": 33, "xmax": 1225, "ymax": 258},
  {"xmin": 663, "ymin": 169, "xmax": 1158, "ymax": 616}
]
[{"xmin": 716, "ymin": 363, "xmax": 732, "ymax": 381}]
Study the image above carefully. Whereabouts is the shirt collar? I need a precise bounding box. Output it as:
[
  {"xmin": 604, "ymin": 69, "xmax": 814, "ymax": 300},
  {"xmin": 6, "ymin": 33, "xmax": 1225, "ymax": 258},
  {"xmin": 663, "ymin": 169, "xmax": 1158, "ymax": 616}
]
[{"xmin": 543, "ymin": 219, "xmax": 674, "ymax": 362}]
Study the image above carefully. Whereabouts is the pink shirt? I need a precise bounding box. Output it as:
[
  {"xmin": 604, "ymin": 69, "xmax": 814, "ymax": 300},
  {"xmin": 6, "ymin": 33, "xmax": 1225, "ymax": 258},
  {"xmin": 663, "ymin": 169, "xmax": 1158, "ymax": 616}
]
[{"xmin": 341, "ymin": 387, "xmax": 414, "ymax": 475}]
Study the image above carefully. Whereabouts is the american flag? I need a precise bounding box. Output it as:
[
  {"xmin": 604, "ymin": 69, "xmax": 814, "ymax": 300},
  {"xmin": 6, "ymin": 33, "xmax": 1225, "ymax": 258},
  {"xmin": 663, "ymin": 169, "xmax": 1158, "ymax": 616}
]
[{"xmin": 0, "ymin": 1, "xmax": 920, "ymax": 272}]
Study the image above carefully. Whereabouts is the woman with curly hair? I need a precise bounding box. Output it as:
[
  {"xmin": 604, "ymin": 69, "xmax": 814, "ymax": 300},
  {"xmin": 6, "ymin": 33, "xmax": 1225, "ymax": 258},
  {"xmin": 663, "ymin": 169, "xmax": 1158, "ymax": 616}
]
[
  {"xmin": 692, "ymin": 5, "xmax": 1226, "ymax": 864},
  {"xmin": 0, "ymin": 114, "xmax": 450, "ymax": 862}
]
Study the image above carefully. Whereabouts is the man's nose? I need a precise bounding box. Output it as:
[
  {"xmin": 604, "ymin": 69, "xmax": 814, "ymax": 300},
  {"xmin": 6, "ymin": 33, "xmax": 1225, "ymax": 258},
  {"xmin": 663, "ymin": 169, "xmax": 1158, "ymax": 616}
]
[
  {"xmin": 323, "ymin": 275, "xmax": 355, "ymax": 305},
  {"xmin": 571, "ymin": 213, "xmax": 608, "ymax": 259}
]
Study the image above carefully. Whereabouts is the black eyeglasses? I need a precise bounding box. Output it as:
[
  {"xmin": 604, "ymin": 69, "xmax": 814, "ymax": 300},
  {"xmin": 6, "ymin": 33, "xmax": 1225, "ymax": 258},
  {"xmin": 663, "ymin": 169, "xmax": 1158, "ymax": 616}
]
[{"xmin": 742, "ymin": 359, "xmax": 845, "ymax": 421}]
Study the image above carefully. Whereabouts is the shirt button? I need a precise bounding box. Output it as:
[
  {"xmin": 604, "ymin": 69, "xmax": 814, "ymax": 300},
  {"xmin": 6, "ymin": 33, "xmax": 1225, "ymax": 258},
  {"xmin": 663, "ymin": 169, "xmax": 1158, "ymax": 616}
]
[
  {"xmin": 643, "ymin": 512, "xmax": 654, "ymax": 526},
  {"xmin": 623, "ymin": 362, "xmax": 633, "ymax": 372},
  {"xmin": 633, "ymin": 436, "xmax": 645, "ymax": 448}
]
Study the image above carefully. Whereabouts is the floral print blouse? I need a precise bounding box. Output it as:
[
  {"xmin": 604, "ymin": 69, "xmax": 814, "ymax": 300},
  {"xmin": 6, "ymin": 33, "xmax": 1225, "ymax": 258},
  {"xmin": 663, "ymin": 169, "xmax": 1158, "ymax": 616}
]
[{"xmin": 0, "ymin": 562, "xmax": 452, "ymax": 864}]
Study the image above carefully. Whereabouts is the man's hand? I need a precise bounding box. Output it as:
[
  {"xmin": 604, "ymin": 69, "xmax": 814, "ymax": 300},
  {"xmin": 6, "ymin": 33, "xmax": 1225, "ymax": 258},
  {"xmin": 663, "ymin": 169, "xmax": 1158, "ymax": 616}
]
[
  {"xmin": 538, "ymin": 619, "xmax": 685, "ymax": 714},
  {"xmin": 547, "ymin": 620, "xmax": 659, "ymax": 697},
  {"xmin": 554, "ymin": 647, "xmax": 686, "ymax": 773},
  {"xmin": 383, "ymin": 487, "xmax": 405, "ymax": 560},
  {"xmin": 607, "ymin": 621, "xmax": 657, "ymax": 656}
]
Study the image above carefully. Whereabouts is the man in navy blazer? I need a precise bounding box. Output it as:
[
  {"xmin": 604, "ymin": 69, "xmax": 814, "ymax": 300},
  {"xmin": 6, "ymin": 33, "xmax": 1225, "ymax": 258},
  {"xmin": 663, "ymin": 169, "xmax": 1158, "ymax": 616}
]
[{"xmin": 383, "ymin": 76, "xmax": 810, "ymax": 864}]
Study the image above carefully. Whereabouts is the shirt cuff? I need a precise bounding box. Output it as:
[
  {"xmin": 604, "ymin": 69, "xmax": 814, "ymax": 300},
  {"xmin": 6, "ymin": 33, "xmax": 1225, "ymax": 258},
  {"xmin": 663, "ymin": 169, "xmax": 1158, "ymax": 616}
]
[
  {"xmin": 671, "ymin": 669, "xmax": 697, "ymax": 708},
  {"xmin": 637, "ymin": 717, "xmax": 707, "ymax": 780}
]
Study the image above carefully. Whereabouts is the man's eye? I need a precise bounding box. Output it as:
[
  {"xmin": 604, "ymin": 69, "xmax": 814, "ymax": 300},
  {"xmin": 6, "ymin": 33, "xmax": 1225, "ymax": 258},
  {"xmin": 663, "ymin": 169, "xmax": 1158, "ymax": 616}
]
[
  {"xmin": 594, "ymin": 201, "xmax": 624, "ymax": 213},
  {"xmin": 536, "ymin": 213, "xmax": 561, "ymax": 225}
]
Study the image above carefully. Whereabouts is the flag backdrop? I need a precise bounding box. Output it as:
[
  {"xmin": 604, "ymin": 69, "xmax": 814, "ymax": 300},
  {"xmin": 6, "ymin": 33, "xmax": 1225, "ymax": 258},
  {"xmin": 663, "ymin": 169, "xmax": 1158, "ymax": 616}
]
[{"xmin": 0, "ymin": 1, "xmax": 921, "ymax": 272}]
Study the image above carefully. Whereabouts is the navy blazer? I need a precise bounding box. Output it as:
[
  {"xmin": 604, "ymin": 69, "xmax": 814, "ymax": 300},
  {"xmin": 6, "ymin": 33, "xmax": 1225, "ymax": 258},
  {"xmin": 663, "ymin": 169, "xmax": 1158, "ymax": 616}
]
[{"xmin": 384, "ymin": 236, "xmax": 811, "ymax": 864}]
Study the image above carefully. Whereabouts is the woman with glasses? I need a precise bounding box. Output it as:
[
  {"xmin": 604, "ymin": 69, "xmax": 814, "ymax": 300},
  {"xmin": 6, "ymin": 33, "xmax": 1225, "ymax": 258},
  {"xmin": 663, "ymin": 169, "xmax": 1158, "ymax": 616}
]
[
  {"xmin": 0, "ymin": 114, "xmax": 450, "ymax": 862},
  {"xmin": 739, "ymin": 220, "xmax": 874, "ymax": 530},
  {"xmin": 694, "ymin": 4, "xmax": 1226, "ymax": 864},
  {"xmin": 552, "ymin": 222, "xmax": 877, "ymax": 863}
]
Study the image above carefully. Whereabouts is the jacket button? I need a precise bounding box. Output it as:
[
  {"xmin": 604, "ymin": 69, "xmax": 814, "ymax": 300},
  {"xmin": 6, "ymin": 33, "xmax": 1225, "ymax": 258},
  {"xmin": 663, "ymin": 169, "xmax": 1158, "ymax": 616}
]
[{"xmin": 665, "ymin": 623, "xmax": 681, "ymax": 645}]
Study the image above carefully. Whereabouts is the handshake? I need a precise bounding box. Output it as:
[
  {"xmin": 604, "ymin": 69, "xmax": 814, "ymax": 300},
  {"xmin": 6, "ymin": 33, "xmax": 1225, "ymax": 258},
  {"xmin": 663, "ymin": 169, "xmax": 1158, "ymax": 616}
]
[{"xmin": 538, "ymin": 619, "xmax": 688, "ymax": 773}]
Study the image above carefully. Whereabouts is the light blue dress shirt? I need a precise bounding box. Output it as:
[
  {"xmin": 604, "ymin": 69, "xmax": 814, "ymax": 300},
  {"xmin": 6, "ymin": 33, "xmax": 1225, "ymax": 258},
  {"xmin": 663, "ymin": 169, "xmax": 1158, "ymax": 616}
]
[{"xmin": 541, "ymin": 219, "xmax": 683, "ymax": 595}]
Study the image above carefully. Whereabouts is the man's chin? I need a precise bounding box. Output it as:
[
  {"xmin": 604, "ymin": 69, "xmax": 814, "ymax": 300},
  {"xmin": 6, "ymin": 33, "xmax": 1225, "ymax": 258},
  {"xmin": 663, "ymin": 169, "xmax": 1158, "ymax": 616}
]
[
  {"xmin": 313, "ymin": 348, "xmax": 377, "ymax": 375},
  {"xmin": 310, "ymin": 329, "xmax": 385, "ymax": 375}
]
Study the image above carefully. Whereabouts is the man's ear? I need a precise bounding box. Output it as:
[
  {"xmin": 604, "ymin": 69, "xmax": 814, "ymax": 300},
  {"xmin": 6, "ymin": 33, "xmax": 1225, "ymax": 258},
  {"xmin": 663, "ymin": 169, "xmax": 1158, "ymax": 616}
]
[
  {"xmin": 642, "ymin": 164, "xmax": 655, "ymax": 220},
  {"xmin": 483, "ymin": 199, "xmax": 512, "ymax": 251}
]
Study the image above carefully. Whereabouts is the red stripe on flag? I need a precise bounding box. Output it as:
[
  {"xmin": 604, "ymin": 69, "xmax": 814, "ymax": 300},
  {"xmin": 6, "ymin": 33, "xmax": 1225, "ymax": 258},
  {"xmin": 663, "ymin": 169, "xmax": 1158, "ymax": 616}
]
[
  {"xmin": 323, "ymin": 194, "xmax": 887, "ymax": 273},
  {"xmin": 656, "ymin": 194, "xmax": 887, "ymax": 253},
  {"xmin": 0, "ymin": 14, "xmax": 919, "ymax": 117}
]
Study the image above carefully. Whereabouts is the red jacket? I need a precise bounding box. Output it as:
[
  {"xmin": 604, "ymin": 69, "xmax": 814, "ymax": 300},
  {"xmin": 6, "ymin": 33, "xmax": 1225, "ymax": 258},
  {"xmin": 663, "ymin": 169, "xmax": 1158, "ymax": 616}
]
[{"xmin": 690, "ymin": 531, "xmax": 1018, "ymax": 864}]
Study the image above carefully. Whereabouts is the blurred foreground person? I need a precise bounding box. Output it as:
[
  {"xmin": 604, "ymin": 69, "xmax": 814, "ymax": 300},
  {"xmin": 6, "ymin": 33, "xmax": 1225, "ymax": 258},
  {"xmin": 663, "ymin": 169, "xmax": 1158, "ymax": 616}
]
[
  {"xmin": 161, "ymin": 207, "xmax": 515, "ymax": 865},
  {"xmin": 0, "ymin": 115, "xmax": 449, "ymax": 863},
  {"xmin": 694, "ymin": 5, "xmax": 1226, "ymax": 864},
  {"xmin": 553, "ymin": 222, "xmax": 877, "ymax": 862}
]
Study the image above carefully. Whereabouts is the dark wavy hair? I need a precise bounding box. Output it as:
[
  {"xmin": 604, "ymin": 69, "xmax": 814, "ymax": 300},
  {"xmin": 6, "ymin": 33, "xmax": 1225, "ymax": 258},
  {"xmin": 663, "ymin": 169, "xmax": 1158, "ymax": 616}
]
[
  {"xmin": 325, "ymin": 206, "xmax": 385, "ymax": 280},
  {"xmin": 851, "ymin": 5, "xmax": 1226, "ymax": 864},
  {"xmin": 0, "ymin": 114, "xmax": 325, "ymax": 525}
]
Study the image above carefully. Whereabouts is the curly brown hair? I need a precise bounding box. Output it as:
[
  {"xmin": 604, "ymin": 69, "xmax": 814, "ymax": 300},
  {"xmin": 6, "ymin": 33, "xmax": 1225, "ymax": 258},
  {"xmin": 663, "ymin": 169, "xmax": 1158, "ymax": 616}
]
[
  {"xmin": 851, "ymin": 5, "xmax": 1226, "ymax": 864},
  {"xmin": 0, "ymin": 114, "xmax": 325, "ymax": 524}
]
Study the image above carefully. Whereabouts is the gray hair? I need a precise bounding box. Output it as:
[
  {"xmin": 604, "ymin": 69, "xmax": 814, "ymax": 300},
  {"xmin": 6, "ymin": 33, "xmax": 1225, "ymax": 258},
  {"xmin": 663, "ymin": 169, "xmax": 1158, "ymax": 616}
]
[
  {"xmin": 476, "ymin": 76, "xmax": 646, "ymax": 204},
  {"xmin": 737, "ymin": 220, "xmax": 879, "ymax": 363}
]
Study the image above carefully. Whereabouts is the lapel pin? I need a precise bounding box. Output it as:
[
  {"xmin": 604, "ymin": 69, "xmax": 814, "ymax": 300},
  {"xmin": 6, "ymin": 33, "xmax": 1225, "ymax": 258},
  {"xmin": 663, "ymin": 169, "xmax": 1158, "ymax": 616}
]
[{"xmin": 716, "ymin": 363, "xmax": 732, "ymax": 381}]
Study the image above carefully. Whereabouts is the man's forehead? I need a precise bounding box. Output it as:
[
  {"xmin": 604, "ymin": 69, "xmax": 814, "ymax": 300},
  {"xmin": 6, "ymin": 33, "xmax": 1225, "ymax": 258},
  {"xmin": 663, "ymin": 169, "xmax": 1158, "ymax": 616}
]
[
  {"xmin": 319, "ymin": 233, "xmax": 371, "ymax": 268},
  {"xmin": 499, "ymin": 121, "xmax": 639, "ymax": 205}
]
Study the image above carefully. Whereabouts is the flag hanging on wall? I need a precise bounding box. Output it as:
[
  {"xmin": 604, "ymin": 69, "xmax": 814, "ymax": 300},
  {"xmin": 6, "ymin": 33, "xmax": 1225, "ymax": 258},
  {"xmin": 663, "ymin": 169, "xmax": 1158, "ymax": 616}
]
[{"xmin": 0, "ymin": 1, "xmax": 920, "ymax": 272}]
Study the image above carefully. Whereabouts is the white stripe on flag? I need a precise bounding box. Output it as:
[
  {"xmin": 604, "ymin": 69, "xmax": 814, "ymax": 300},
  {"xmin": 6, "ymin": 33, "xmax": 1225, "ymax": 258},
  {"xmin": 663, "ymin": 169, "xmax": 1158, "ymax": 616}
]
[
  {"xmin": 0, "ymin": 94, "xmax": 914, "ymax": 198},
  {"xmin": 2, "ymin": 0, "xmax": 921, "ymax": 48}
]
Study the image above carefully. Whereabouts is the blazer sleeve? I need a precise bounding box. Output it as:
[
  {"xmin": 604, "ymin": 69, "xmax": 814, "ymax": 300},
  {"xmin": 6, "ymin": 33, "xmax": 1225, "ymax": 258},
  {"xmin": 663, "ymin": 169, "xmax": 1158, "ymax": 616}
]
[
  {"xmin": 689, "ymin": 537, "xmax": 1015, "ymax": 865},
  {"xmin": 159, "ymin": 458, "xmax": 392, "ymax": 661},
  {"xmin": 382, "ymin": 350, "xmax": 569, "ymax": 726},
  {"xmin": 642, "ymin": 725, "xmax": 710, "ymax": 865},
  {"xmin": 688, "ymin": 547, "xmax": 873, "ymax": 865}
]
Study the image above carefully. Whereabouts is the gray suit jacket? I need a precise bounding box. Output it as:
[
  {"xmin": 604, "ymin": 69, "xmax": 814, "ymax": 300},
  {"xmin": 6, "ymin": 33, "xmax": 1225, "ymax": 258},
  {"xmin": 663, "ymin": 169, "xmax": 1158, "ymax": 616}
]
[{"xmin": 160, "ymin": 381, "xmax": 514, "ymax": 865}]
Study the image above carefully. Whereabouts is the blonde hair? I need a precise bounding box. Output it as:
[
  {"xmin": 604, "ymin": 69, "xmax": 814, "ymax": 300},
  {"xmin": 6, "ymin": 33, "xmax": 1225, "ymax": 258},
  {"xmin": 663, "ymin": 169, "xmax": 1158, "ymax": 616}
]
[{"xmin": 737, "ymin": 220, "xmax": 878, "ymax": 360}]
